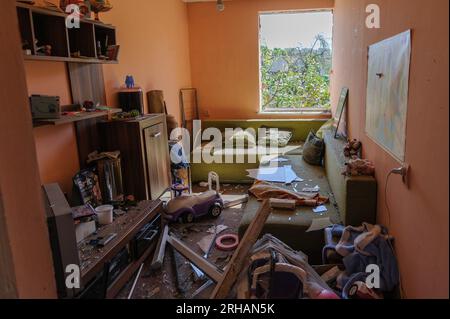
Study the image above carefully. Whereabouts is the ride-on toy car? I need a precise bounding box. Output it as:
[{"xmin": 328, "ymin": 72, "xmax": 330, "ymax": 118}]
[{"xmin": 164, "ymin": 191, "xmax": 224, "ymax": 223}]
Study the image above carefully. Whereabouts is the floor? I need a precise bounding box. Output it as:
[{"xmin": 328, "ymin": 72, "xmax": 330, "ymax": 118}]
[
  {"xmin": 117, "ymin": 184, "xmax": 250, "ymax": 299},
  {"xmin": 116, "ymin": 155, "xmax": 340, "ymax": 299}
]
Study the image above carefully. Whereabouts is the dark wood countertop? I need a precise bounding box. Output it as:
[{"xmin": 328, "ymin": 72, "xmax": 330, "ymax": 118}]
[{"xmin": 78, "ymin": 200, "xmax": 163, "ymax": 285}]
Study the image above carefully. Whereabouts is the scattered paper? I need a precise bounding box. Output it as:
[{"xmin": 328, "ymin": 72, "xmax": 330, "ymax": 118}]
[
  {"xmin": 270, "ymin": 157, "xmax": 289, "ymax": 163},
  {"xmin": 313, "ymin": 205, "xmax": 328, "ymax": 214},
  {"xmin": 260, "ymin": 155, "xmax": 289, "ymax": 165},
  {"xmin": 197, "ymin": 234, "xmax": 215, "ymax": 254},
  {"xmin": 247, "ymin": 166, "xmax": 303, "ymax": 184},
  {"xmin": 207, "ymin": 224, "xmax": 228, "ymax": 235},
  {"xmin": 303, "ymin": 185, "xmax": 320, "ymax": 193},
  {"xmin": 306, "ymin": 217, "xmax": 333, "ymax": 232}
]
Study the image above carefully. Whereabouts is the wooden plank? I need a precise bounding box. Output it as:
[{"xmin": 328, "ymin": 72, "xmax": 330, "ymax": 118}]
[
  {"xmin": 167, "ymin": 235, "xmax": 223, "ymax": 283},
  {"xmin": 23, "ymin": 54, "xmax": 119, "ymax": 64},
  {"xmin": 210, "ymin": 200, "xmax": 272, "ymax": 299},
  {"xmin": 68, "ymin": 62, "xmax": 107, "ymax": 105},
  {"xmin": 150, "ymin": 224, "xmax": 169, "ymax": 270},
  {"xmin": 269, "ymin": 198, "xmax": 296, "ymax": 210},
  {"xmin": 0, "ymin": 193, "xmax": 18, "ymax": 298},
  {"xmin": 74, "ymin": 116, "xmax": 108, "ymax": 168},
  {"xmin": 33, "ymin": 108, "xmax": 121, "ymax": 126},
  {"xmin": 170, "ymin": 247, "xmax": 188, "ymax": 297}
]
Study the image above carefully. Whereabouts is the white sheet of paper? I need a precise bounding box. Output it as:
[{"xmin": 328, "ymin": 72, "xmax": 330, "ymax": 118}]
[
  {"xmin": 306, "ymin": 217, "xmax": 333, "ymax": 232},
  {"xmin": 303, "ymin": 185, "xmax": 320, "ymax": 192},
  {"xmin": 206, "ymin": 225, "xmax": 228, "ymax": 234},
  {"xmin": 270, "ymin": 157, "xmax": 289, "ymax": 163},
  {"xmin": 247, "ymin": 166, "xmax": 303, "ymax": 183},
  {"xmin": 313, "ymin": 205, "xmax": 328, "ymax": 214}
]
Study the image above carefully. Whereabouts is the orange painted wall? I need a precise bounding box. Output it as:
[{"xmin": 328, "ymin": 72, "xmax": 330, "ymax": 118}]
[
  {"xmin": 332, "ymin": 0, "xmax": 449, "ymax": 298},
  {"xmin": 187, "ymin": 0, "xmax": 334, "ymax": 119},
  {"xmin": 25, "ymin": 61, "xmax": 80, "ymax": 193},
  {"xmin": 102, "ymin": 0, "xmax": 192, "ymax": 121},
  {"xmin": 25, "ymin": 0, "xmax": 192, "ymax": 192}
]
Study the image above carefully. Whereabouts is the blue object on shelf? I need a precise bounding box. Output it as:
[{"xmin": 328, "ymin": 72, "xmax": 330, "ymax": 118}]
[{"xmin": 125, "ymin": 75, "xmax": 135, "ymax": 89}]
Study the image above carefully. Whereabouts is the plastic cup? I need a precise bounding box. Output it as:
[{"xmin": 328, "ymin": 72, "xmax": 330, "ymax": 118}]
[{"xmin": 95, "ymin": 205, "xmax": 114, "ymax": 225}]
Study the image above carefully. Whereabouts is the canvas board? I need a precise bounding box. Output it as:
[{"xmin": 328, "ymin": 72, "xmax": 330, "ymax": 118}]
[{"xmin": 365, "ymin": 30, "xmax": 411, "ymax": 162}]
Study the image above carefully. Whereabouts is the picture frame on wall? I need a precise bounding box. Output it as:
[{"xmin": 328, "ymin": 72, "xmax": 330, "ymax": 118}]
[{"xmin": 334, "ymin": 87, "xmax": 349, "ymax": 139}]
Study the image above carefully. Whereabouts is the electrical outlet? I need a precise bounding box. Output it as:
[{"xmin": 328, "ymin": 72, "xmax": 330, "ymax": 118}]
[
  {"xmin": 391, "ymin": 163, "xmax": 410, "ymax": 188},
  {"xmin": 401, "ymin": 163, "xmax": 410, "ymax": 187}
]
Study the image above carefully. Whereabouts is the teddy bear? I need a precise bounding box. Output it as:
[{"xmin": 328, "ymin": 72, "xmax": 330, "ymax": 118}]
[
  {"xmin": 343, "ymin": 157, "xmax": 375, "ymax": 177},
  {"xmin": 344, "ymin": 139, "xmax": 362, "ymax": 158}
]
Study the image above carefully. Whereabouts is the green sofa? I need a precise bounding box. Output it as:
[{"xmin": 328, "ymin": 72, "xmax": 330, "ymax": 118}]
[
  {"xmin": 237, "ymin": 129, "xmax": 378, "ymax": 264},
  {"xmin": 189, "ymin": 119, "xmax": 377, "ymax": 263}
]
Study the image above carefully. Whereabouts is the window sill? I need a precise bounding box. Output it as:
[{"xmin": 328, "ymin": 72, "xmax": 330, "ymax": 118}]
[{"xmin": 258, "ymin": 109, "xmax": 332, "ymax": 118}]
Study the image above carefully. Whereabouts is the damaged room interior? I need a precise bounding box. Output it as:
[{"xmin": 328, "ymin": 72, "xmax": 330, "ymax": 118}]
[{"xmin": 0, "ymin": 0, "xmax": 449, "ymax": 300}]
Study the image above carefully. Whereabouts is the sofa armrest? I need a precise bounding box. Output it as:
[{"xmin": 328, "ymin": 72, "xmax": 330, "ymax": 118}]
[
  {"xmin": 324, "ymin": 130, "xmax": 377, "ymax": 226},
  {"xmin": 345, "ymin": 176, "xmax": 377, "ymax": 225}
]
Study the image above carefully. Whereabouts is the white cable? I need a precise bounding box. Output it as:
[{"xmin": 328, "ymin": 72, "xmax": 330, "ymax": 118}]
[{"xmin": 384, "ymin": 169, "xmax": 406, "ymax": 298}]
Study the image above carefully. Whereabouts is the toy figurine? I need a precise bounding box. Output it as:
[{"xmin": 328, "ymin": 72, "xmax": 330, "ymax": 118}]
[
  {"xmin": 163, "ymin": 191, "xmax": 223, "ymax": 224},
  {"xmin": 125, "ymin": 75, "xmax": 135, "ymax": 89},
  {"xmin": 60, "ymin": 0, "xmax": 91, "ymax": 17},
  {"xmin": 343, "ymin": 157, "xmax": 375, "ymax": 177},
  {"xmin": 344, "ymin": 139, "xmax": 362, "ymax": 158}
]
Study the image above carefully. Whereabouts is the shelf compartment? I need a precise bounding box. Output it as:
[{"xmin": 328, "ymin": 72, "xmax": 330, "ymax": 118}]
[
  {"xmin": 16, "ymin": 3, "xmax": 118, "ymax": 64},
  {"xmin": 68, "ymin": 22, "xmax": 97, "ymax": 59},
  {"xmin": 94, "ymin": 25, "xmax": 116, "ymax": 58},
  {"xmin": 32, "ymin": 12, "xmax": 69, "ymax": 58},
  {"xmin": 17, "ymin": 7, "xmax": 35, "ymax": 55}
]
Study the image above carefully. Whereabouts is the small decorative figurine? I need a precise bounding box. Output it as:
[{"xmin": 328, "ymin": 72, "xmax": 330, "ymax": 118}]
[
  {"xmin": 88, "ymin": 0, "xmax": 113, "ymax": 21},
  {"xmin": 344, "ymin": 139, "xmax": 362, "ymax": 158},
  {"xmin": 125, "ymin": 75, "xmax": 135, "ymax": 89},
  {"xmin": 343, "ymin": 157, "xmax": 375, "ymax": 177},
  {"xmin": 60, "ymin": 0, "xmax": 91, "ymax": 17}
]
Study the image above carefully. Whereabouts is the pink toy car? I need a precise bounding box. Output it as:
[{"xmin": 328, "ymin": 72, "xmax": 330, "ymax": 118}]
[{"xmin": 163, "ymin": 191, "xmax": 224, "ymax": 223}]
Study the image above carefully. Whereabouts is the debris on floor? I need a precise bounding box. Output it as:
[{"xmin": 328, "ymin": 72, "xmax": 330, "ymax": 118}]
[{"xmin": 116, "ymin": 184, "xmax": 249, "ymax": 299}]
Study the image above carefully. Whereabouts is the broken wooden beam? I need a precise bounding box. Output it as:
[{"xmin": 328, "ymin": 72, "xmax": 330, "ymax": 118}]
[
  {"xmin": 269, "ymin": 198, "xmax": 296, "ymax": 210},
  {"xmin": 210, "ymin": 200, "xmax": 272, "ymax": 299},
  {"xmin": 170, "ymin": 246, "xmax": 188, "ymax": 297},
  {"xmin": 127, "ymin": 263, "xmax": 144, "ymax": 299},
  {"xmin": 222, "ymin": 194, "xmax": 249, "ymax": 209},
  {"xmin": 167, "ymin": 235, "xmax": 223, "ymax": 283},
  {"xmin": 150, "ymin": 224, "xmax": 169, "ymax": 270}
]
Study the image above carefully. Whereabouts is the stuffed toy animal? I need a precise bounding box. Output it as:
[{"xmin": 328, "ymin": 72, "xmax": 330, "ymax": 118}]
[
  {"xmin": 344, "ymin": 139, "xmax": 362, "ymax": 158},
  {"xmin": 343, "ymin": 157, "xmax": 375, "ymax": 177}
]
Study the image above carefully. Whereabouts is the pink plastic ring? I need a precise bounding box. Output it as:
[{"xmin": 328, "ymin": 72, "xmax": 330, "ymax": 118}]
[{"xmin": 216, "ymin": 234, "xmax": 239, "ymax": 251}]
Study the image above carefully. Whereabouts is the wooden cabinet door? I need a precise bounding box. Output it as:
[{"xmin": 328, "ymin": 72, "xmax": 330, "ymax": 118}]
[{"xmin": 143, "ymin": 123, "xmax": 170, "ymax": 199}]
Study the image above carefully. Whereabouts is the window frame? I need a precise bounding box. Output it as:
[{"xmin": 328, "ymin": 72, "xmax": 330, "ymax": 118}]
[{"xmin": 258, "ymin": 9, "xmax": 334, "ymax": 114}]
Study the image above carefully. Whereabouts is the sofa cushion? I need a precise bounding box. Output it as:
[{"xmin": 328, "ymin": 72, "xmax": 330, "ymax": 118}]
[{"xmin": 303, "ymin": 130, "xmax": 325, "ymax": 166}]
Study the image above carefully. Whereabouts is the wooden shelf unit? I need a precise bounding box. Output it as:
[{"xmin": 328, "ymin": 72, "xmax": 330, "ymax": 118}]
[
  {"xmin": 33, "ymin": 108, "xmax": 122, "ymax": 127},
  {"xmin": 16, "ymin": 3, "xmax": 118, "ymax": 64},
  {"xmin": 78, "ymin": 200, "xmax": 163, "ymax": 299}
]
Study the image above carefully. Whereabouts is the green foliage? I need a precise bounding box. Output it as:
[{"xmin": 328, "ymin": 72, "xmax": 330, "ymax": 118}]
[{"xmin": 261, "ymin": 35, "xmax": 332, "ymax": 110}]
